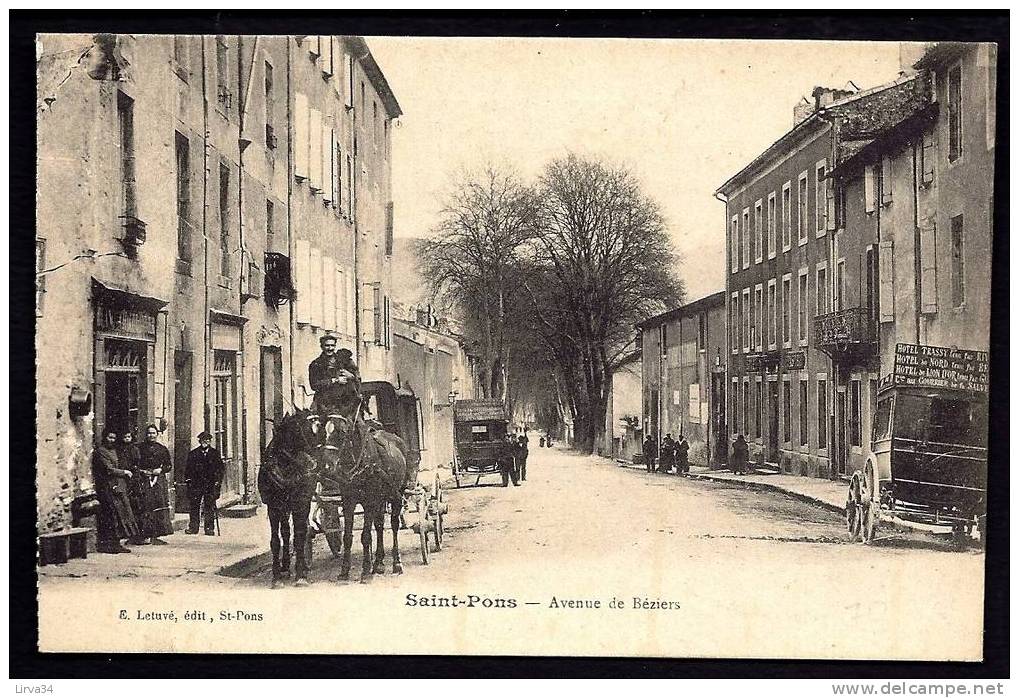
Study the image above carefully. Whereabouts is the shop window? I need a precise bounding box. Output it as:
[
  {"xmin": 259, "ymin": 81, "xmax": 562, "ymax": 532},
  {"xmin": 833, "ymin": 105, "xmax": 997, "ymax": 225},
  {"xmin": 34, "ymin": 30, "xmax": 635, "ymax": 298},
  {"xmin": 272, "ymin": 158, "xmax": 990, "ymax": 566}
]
[{"xmin": 212, "ymin": 351, "xmax": 236, "ymax": 458}]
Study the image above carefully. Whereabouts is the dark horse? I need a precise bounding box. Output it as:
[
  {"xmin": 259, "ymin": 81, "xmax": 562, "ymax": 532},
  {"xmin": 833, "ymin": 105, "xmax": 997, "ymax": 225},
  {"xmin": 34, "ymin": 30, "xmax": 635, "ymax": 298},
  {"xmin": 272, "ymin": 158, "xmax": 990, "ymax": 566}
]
[
  {"xmin": 257, "ymin": 408, "xmax": 323, "ymax": 587},
  {"xmin": 316, "ymin": 386, "xmax": 414, "ymax": 583}
]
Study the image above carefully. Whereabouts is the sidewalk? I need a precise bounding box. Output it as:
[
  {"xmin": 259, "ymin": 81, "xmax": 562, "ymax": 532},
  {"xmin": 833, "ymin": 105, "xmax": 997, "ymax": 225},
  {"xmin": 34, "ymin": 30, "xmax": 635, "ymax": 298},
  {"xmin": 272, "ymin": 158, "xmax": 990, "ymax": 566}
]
[
  {"xmin": 614, "ymin": 458, "xmax": 945, "ymax": 534},
  {"xmin": 38, "ymin": 508, "xmax": 268, "ymax": 582}
]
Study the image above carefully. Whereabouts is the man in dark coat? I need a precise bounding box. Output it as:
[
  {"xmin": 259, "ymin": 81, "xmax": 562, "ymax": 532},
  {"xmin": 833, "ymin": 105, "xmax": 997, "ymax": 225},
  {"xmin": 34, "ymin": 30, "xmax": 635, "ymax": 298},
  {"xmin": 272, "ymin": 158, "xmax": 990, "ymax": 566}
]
[
  {"xmin": 676, "ymin": 434, "xmax": 690, "ymax": 475},
  {"xmin": 660, "ymin": 434, "xmax": 676, "ymax": 474},
  {"xmin": 136, "ymin": 424, "xmax": 174, "ymax": 544},
  {"xmin": 516, "ymin": 434, "xmax": 529, "ymax": 482},
  {"xmin": 309, "ymin": 334, "xmax": 361, "ymax": 415},
  {"xmin": 185, "ymin": 432, "xmax": 224, "ymax": 535},
  {"xmin": 642, "ymin": 434, "xmax": 658, "ymax": 473},
  {"xmin": 731, "ymin": 434, "xmax": 749, "ymax": 475}
]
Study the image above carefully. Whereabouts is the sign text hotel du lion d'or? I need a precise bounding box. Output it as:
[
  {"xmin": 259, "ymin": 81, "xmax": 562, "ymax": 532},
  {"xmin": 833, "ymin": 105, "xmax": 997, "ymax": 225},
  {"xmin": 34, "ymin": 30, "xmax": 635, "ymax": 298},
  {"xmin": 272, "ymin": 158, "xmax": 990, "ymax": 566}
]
[{"xmin": 891, "ymin": 343, "xmax": 989, "ymax": 393}]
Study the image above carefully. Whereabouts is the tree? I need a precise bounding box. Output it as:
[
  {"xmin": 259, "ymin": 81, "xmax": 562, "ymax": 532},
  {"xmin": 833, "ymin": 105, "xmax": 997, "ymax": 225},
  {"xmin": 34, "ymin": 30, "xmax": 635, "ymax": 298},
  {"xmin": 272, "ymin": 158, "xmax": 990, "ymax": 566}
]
[
  {"xmin": 526, "ymin": 153, "xmax": 684, "ymax": 453},
  {"xmin": 417, "ymin": 167, "xmax": 539, "ymax": 401}
]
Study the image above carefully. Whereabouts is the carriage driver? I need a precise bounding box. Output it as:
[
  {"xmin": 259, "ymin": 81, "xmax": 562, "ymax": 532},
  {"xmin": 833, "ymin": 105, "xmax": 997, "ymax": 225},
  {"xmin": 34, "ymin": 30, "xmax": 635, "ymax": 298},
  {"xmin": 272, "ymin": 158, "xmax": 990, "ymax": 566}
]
[{"xmin": 309, "ymin": 334, "xmax": 362, "ymax": 415}]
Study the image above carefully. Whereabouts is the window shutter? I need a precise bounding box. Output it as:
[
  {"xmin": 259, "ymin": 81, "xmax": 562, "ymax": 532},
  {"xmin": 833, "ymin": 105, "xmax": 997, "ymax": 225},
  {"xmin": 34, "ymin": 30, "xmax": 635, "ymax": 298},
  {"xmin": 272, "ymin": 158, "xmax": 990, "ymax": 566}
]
[
  {"xmin": 310, "ymin": 247, "xmax": 323, "ymax": 327},
  {"xmin": 373, "ymin": 286, "xmax": 383, "ymax": 345},
  {"xmin": 329, "ymin": 128, "xmax": 339, "ymax": 205},
  {"xmin": 919, "ymin": 222, "xmax": 938, "ymax": 314},
  {"xmin": 294, "ymin": 239, "xmax": 311, "ymax": 325},
  {"xmin": 334, "ymin": 268, "xmax": 345, "ymax": 334},
  {"xmin": 825, "ymin": 178, "xmax": 836, "ymax": 231},
  {"xmin": 321, "ymin": 36, "xmax": 334, "ymax": 76},
  {"xmin": 320, "ymin": 122, "xmax": 333, "ymax": 203},
  {"xmin": 348, "ymin": 275, "xmax": 357, "ymax": 338},
  {"xmin": 309, "ymin": 108, "xmax": 322, "ymax": 192},
  {"xmin": 922, "ymin": 131, "xmax": 936, "ymax": 185},
  {"xmin": 881, "ymin": 157, "xmax": 893, "ymax": 205},
  {"xmin": 864, "ymin": 166, "xmax": 875, "ymax": 213},
  {"xmin": 878, "ymin": 240, "xmax": 894, "ymax": 322},
  {"xmin": 322, "ymin": 256, "xmax": 335, "ymax": 330},
  {"xmin": 384, "ymin": 296, "xmax": 391, "ymax": 349},
  {"xmin": 331, "ymin": 38, "xmax": 342, "ymax": 94},
  {"xmin": 294, "ymin": 93, "xmax": 309, "ymax": 181},
  {"xmin": 344, "ymin": 54, "xmax": 354, "ymax": 108}
]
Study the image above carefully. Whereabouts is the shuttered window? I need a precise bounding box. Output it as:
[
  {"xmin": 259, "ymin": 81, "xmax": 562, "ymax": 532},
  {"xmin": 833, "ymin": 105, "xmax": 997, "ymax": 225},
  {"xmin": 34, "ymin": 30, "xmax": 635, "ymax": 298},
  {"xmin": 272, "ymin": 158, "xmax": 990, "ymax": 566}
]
[
  {"xmin": 310, "ymin": 247, "xmax": 323, "ymax": 327},
  {"xmin": 321, "ymin": 123, "xmax": 333, "ymax": 203},
  {"xmin": 347, "ymin": 275, "xmax": 356, "ymax": 337},
  {"xmin": 309, "ymin": 108, "xmax": 322, "ymax": 192},
  {"xmin": 730, "ymin": 215, "xmax": 739, "ymax": 273},
  {"xmin": 294, "ymin": 239, "xmax": 311, "ymax": 325},
  {"xmin": 881, "ymin": 156, "xmax": 893, "ymax": 205},
  {"xmin": 951, "ymin": 215, "xmax": 965, "ymax": 307},
  {"xmin": 864, "ymin": 166, "xmax": 875, "ymax": 213},
  {"xmin": 878, "ymin": 240, "xmax": 895, "ymax": 322},
  {"xmin": 921, "ymin": 131, "xmax": 936, "ymax": 185},
  {"xmin": 321, "ymin": 35, "xmax": 334, "ymax": 76},
  {"xmin": 920, "ymin": 221, "xmax": 938, "ymax": 313},
  {"xmin": 322, "ymin": 256, "xmax": 336, "ymax": 331},
  {"xmin": 294, "ymin": 93, "xmax": 309, "ymax": 180},
  {"xmin": 335, "ymin": 268, "xmax": 346, "ymax": 334}
]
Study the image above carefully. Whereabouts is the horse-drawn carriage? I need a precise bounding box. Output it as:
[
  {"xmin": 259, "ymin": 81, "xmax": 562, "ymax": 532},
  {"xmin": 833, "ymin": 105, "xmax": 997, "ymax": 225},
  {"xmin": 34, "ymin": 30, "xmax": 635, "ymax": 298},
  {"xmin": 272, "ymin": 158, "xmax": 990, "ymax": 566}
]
[
  {"xmin": 307, "ymin": 381, "xmax": 446, "ymax": 565},
  {"xmin": 451, "ymin": 399, "xmax": 516, "ymax": 487},
  {"xmin": 845, "ymin": 343, "xmax": 989, "ymax": 546},
  {"xmin": 259, "ymin": 378, "xmax": 446, "ymax": 586}
]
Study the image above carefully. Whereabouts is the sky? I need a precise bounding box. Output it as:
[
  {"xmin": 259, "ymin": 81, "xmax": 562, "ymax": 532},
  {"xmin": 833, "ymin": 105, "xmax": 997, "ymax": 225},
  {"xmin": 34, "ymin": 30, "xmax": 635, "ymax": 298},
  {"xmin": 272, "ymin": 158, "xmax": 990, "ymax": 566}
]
[{"xmin": 367, "ymin": 37, "xmax": 907, "ymax": 301}]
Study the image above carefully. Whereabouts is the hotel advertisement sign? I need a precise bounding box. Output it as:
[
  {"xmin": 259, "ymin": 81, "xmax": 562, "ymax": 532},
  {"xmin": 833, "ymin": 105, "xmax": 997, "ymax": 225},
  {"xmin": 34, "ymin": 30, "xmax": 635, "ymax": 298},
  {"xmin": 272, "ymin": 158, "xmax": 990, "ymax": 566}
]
[{"xmin": 892, "ymin": 343, "xmax": 989, "ymax": 393}]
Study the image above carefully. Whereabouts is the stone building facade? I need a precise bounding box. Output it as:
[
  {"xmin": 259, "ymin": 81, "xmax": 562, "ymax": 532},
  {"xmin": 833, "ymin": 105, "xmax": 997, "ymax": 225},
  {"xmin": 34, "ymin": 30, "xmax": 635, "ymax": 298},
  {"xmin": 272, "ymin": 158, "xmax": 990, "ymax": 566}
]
[
  {"xmin": 35, "ymin": 33, "xmax": 400, "ymax": 535},
  {"xmin": 716, "ymin": 92, "xmax": 846, "ymax": 478},
  {"xmin": 638, "ymin": 291, "xmax": 727, "ymax": 468}
]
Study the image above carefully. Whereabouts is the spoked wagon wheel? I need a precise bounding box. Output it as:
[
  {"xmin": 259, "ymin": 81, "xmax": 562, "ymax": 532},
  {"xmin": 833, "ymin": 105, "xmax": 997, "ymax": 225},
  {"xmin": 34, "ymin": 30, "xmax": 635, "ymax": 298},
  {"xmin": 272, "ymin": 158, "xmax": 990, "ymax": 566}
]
[
  {"xmin": 432, "ymin": 477, "xmax": 444, "ymax": 551},
  {"xmin": 845, "ymin": 474, "xmax": 863, "ymax": 543},
  {"xmin": 860, "ymin": 464, "xmax": 879, "ymax": 544},
  {"xmin": 419, "ymin": 517, "xmax": 430, "ymax": 565}
]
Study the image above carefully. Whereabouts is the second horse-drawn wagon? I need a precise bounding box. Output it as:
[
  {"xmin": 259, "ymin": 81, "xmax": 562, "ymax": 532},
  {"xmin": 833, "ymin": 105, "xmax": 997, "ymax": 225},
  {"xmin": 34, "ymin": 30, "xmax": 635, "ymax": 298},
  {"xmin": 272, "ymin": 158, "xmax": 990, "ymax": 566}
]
[{"xmin": 451, "ymin": 399, "xmax": 516, "ymax": 487}]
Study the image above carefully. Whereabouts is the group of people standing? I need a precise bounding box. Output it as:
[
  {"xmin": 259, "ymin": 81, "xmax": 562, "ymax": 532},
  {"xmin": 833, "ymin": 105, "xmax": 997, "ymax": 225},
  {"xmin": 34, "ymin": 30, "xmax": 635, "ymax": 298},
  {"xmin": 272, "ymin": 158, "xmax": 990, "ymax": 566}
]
[
  {"xmin": 91, "ymin": 424, "xmax": 174, "ymax": 553},
  {"xmin": 91, "ymin": 425, "xmax": 227, "ymax": 553},
  {"xmin": 503, "ymin": 432, "xmax": 529, "ymax": 486},
  {"xmin": 641, "ymin": 433, "xmax": 690, "ymax": 475}
]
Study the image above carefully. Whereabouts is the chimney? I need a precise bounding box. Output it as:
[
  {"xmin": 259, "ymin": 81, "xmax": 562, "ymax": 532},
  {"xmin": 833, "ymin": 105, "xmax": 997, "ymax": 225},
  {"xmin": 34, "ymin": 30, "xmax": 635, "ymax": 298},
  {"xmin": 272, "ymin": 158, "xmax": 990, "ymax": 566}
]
[
  {"xmin": 793, "ymin": 96, "xmax": 813, "ymax": 126},
  {"xmin": 796, "ymin": 84, "xmax": 860, "ymax": 125}
]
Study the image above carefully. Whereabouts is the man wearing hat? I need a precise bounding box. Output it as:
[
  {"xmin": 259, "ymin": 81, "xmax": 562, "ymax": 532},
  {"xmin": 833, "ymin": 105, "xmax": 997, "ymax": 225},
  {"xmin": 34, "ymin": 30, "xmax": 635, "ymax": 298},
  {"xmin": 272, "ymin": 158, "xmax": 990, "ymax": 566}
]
[
  {"xmin": 184, "ymin": 432, "xmax": 225, "ymax": 535},
  {"xmin": 309, "ymin": 334, "xmax": 361, "ymax": 414}
]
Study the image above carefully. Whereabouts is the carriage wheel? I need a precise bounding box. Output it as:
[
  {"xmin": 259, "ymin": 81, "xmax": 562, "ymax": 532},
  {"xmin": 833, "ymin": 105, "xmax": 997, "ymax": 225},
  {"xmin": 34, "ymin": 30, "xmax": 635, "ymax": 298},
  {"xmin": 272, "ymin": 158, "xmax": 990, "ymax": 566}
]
[
  {"xmin": 845, "ymin": 475, "xmax": 863, "ymax": 543},
  {"xmin": 860, "ymin": 465, "xmax": 879, "ymax": 544},
  {"xmin": 419, "ymin": 521, "xmax": 430, "ymax": 565}
]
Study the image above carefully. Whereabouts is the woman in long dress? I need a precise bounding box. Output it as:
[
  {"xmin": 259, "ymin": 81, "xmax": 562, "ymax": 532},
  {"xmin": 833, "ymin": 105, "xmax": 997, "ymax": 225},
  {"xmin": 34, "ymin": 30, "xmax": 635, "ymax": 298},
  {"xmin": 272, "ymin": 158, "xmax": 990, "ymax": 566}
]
[
  {"xmin": 118, "ymin": 430, "xmax": 149, "ymax": 546},
  {"xmin": 135, "ymin": 424, "xmax": 175, "ymax": 544},
  {"xmin": 93, "ymin": 428, "xmax": 140, "ymax": 553}
]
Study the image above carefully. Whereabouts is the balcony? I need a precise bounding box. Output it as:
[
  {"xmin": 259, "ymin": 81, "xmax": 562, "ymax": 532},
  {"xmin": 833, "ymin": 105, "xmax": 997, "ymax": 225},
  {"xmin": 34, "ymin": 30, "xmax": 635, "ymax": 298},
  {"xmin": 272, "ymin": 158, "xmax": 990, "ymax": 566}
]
[
  {"xmin": 264, "ymin": 252, "xmax": 296, "ymax": 307},
  {"xmin": 814, "ymin": 307, "xmax": 877, "ymax": 362}
]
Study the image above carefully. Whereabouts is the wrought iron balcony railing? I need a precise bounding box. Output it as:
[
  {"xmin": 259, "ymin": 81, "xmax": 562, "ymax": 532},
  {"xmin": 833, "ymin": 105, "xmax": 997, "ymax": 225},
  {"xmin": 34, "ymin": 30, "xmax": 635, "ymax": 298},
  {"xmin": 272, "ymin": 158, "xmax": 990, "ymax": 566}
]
[{"xmin": 813, "ymin": 307, "xmax": 876, "ymax": 354}]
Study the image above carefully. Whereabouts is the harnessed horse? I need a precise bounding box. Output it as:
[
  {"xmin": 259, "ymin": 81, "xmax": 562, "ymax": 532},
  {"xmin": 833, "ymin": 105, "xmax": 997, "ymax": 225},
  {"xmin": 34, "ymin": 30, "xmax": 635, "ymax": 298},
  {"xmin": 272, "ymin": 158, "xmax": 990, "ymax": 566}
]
[
  {"xmin": 257, "ymin": 408, "xmax": 325, "ymax": 587},
  {"xmin": 315, "ymin": 387, "xmax": 412, "ymax": 583}
]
